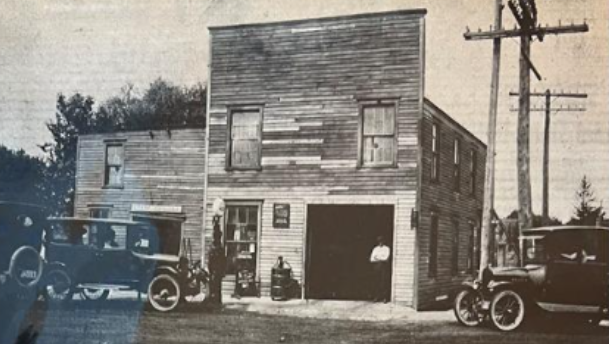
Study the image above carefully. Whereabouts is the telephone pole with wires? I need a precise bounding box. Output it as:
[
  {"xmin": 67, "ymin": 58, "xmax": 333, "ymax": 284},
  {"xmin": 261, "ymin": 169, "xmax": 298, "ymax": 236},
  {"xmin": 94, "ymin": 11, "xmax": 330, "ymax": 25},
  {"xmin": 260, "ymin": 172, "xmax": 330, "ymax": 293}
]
[
  {"xmin": 509, "ymin": 89, "xmax": 587, "ymax": 224},
  {"xmin": 464, "ymin": 0, "xmax": 588, "ymax": 273}
]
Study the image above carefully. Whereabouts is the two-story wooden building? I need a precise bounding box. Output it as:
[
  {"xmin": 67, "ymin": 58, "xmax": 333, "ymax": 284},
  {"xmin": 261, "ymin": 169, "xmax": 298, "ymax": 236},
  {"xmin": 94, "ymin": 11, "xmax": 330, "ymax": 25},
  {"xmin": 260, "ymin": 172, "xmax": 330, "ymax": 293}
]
[
  {"xmin": 74, "ymin": 129, "xmax": 206, "ymax": 257},
  {"xmin": 206, "ymin": 9, "xmax": 486, "ymax": 309}
]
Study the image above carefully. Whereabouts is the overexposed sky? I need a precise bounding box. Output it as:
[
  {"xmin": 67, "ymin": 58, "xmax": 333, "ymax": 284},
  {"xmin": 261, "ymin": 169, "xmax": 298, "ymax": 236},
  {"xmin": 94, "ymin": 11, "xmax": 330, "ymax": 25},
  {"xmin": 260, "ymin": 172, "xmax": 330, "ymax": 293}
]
[{"xmin": 0, "ymin": 0, "xmax": 607, "ymax": 221}]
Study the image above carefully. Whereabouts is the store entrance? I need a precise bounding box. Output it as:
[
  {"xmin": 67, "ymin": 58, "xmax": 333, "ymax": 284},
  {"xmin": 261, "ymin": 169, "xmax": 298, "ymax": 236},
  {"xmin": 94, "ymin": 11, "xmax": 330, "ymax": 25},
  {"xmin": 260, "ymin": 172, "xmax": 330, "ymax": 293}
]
[{"xmin": 305, "ymin": 205, "xmax": 394, "ymax": 300}]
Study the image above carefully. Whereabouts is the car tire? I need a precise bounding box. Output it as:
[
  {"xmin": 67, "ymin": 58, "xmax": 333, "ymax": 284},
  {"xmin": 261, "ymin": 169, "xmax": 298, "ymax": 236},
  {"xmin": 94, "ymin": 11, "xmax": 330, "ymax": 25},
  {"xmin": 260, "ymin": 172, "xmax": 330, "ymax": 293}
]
[
  {"xmin": 80, "ymin": 288, "xmax": 110, "ymax": 302},
  {"xmin": 148, "ymin": 274, "xmax": 181, "ymax": 312},
  {"xmin": 490, "ymin": 289, "xmax": 526, "ymax": 331},
  {"xmin": 8, "ymin": 246, "xmax": 43, "ymax": 289},
  {"xmin": 453, "ymin": 288, "xmax": 484, "ymax": 327},
  {"xmin": 43, "ymin": 269, "xmax": 73, "ymax": 305}
]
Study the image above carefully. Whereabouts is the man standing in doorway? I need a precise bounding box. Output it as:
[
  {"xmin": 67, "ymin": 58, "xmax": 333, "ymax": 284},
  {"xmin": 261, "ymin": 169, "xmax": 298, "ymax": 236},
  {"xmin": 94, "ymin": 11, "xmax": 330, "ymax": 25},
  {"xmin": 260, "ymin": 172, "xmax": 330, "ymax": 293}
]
[{"xmin": 370, "ymin": 236, "xmax": 390, "ymax": 303}]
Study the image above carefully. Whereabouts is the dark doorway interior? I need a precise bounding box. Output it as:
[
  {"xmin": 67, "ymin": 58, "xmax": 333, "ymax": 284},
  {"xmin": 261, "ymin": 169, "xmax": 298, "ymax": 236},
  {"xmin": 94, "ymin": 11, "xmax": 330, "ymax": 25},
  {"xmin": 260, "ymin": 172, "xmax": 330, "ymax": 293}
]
[{"xmin": 306, "ymin": 205, "xmax": 394, "ymax": 300}]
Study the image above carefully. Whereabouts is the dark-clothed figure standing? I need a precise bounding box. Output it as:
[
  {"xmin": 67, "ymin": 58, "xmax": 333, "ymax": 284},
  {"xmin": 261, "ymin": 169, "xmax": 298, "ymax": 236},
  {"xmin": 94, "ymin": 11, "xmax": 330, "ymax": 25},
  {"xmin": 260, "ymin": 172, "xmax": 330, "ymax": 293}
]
[{"xmin": 370, "ymin": 236, "xmax": 390, "ymax": 302}]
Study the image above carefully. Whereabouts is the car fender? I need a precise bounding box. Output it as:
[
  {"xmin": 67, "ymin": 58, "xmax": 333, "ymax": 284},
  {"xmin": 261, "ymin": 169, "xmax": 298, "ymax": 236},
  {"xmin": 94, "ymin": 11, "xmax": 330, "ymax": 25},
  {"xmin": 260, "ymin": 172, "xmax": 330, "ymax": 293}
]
[{"xmin": 154, "ymin": 265, "xmax": 179, "ymax": 278}]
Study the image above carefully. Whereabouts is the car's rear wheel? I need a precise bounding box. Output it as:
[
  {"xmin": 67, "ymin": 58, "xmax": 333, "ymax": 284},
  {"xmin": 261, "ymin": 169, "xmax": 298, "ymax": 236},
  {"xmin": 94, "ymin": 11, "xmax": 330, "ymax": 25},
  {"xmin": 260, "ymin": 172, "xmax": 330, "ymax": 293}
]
[
  {"xmin": 454, "ymin": 288, "xmax": 484, "ymax": 327},
  {"xmin": 148, "ymin": 274, "xmax": 181, "ymax": 312},
  {"xmin": 490, "ymin": 289, "xmax": 526, "ymax": 331},
  {"xmin": 80, "ymin": 288, "xmax": 110, "ymax": 301},
  {"xmin": 43, "ymin": 269, "xmax": 73, "ymax": 305}
]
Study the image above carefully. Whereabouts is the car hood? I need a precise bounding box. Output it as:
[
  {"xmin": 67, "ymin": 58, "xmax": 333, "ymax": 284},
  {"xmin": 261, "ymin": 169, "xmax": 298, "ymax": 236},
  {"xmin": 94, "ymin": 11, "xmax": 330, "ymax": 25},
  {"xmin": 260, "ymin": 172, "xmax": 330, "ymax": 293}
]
[
  {"xmin": 133, "ymin": 252, "xmax": 180, "ymax": 263},
  {"xmin": 488, "ymin": 265, "xmax": 543, "ymax": 277}
]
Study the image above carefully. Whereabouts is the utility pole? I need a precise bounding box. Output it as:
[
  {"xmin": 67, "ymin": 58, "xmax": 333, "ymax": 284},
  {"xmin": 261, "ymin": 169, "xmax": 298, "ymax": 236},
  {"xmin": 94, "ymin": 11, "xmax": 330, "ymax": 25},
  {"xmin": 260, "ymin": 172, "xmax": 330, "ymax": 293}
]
[
  {"xmin": 509, "ymin": 89, "xmax": 587, "ymax": 223},
  {"xmin": 464, "ymin": 0, "xmax": 588, "ymax": 271},
  {"xmin": 475, "ymin": 0, "xmax": 503, "ymax": 278}
]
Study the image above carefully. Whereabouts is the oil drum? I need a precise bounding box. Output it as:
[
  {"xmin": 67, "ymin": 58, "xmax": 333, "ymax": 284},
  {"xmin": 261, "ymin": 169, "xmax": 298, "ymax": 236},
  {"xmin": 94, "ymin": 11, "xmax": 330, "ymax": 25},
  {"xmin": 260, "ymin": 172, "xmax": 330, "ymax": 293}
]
[{"xmin": 271, "ymin": 256, "xmax": 291, "ymax": 301}]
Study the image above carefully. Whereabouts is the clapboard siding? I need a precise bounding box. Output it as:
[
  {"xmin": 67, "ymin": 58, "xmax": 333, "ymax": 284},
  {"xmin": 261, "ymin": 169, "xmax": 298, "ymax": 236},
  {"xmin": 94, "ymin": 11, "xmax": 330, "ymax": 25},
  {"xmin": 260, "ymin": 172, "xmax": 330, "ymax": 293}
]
[
  {"xmin": 416, "ymin": 100, "xmax": 487, "ymax": 310},
  {"xmin": 74, "ymin": 129, "xmax": 207, "ymax": 258},
  {"xmin": 208, "ymin": 11, "xmax": 423, "ymax": 194},
  {"xmin": 207, "ymin": 10, "xmax": 425, "ymax": 305}
]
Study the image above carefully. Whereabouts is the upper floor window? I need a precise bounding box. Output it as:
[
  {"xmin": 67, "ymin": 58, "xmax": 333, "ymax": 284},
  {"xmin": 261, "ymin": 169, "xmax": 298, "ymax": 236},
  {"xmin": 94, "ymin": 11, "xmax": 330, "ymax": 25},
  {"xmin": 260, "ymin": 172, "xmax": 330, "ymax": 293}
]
[
  {"xmin": 453, "ymin": 139, "xmax": 461, "ymax": 192},
  {"xmin": 431, "ymin": 123, "xmax": 440, "ymax": 181},
  {"xmin": 227, "ymin": 108, "xmax": 262, "ymax": 170},
  {"xmin": 360, "ymin": 103, "xmax": 396, "ymax": 167},
  {"xmin": 470, "ymin": 149, "xmax": 478, "ymax": 196},
  {"xmin": 104, "ymin": 143, "xmax": 124, "ymax": 187}
]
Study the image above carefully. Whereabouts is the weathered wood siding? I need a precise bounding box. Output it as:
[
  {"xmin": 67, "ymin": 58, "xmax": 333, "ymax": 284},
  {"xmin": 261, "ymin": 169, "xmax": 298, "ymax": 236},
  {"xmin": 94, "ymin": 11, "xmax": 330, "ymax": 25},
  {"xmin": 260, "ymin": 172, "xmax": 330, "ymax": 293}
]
[
  {"xmin": 74, "ymin": 129, "xmax": 206, "ymax": 258},
  {"xmin": 208, "ymin": 10, "xmax": 425, "ymax": 305},
  {"xmin": 416, "ymin": 100, "xmax": 486, "ymax": 310}
]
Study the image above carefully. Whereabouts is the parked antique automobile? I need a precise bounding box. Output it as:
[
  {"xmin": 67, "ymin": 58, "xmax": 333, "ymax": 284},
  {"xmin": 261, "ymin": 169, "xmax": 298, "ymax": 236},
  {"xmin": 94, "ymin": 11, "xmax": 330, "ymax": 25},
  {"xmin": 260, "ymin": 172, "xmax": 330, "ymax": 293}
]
[
  {"xmin": 454, "ymin": 225, "xmax": 609, "ymax": 331},
  {"xmin": 42, "ymin": 217, "xmax": 209, "ymax": 312},
  {"xmin": 0, "ymin": 201, "xmax": 47, "ymax": 343},
  {"xmin": 0, "ymin": 201, "xmax": 46, "ymax": 295}
]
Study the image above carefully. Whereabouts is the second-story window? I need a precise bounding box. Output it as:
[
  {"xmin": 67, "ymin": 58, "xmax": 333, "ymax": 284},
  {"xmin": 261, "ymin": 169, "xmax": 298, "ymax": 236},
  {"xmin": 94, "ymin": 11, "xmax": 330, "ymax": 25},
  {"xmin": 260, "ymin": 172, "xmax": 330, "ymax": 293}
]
[
  {"xmin": 431, "ymin": 123, "xmax": 440, "ymax": 181},
  {"xmin": 228, "ymin": 108, "xmax": 262, "ymax": 170},
  {"xmin": 453, "ymin": 138, "xmax": 461, "ymax": 191},
  {"xmin": 104, "ymin": 143, "xmax": 124, "ymax": 187},
  {"xmin": 360, "ymin": 103, "xmax": 396, "ymax": 167},
  {"xmin": 470, "ymin": 149, "xmax": 478, "ymax": 196}
]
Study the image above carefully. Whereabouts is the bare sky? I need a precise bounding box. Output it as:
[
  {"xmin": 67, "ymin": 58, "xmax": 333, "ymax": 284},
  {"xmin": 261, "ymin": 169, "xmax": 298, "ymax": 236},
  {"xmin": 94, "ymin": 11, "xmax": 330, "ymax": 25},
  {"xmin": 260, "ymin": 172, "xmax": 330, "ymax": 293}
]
[{"xmin": 1, "ymin": 0, "xmax": 607, "ymax": 221}]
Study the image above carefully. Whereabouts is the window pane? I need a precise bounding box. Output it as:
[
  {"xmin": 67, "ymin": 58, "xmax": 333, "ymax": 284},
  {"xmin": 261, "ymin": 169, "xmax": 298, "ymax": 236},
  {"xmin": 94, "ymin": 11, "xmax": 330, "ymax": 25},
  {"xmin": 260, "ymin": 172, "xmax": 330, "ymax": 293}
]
[
  {"xmin": 363, "ymin": 137, "xmax": 394, "ymax": 164},
  {"xmin": 363, "ymin": 107, "xmax": 394, "ymax": 135},
  {"xmin": 247, "ymin": 206, "xmax": 258, "ymax": 225},
  {"xmin": 108, "ymin": 166, "xmax": 123, "ymax": 185},
  {"xmin": 106, "ymin": 145, "xmax": 123, "ymax": 166},
  {"xmin": 231, "ymin": 140, "xmax": 260, "ymax": 167},
  {"xmin": 432, "ymin": 124, "xmax": 437, "ymax": 152}
]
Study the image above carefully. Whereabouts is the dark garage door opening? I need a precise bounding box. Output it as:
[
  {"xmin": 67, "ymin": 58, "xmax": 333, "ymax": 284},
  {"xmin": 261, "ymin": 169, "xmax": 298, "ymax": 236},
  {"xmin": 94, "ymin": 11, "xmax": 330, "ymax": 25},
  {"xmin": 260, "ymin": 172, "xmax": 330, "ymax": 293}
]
[{"xmin": 306, "ymin": 205, "xmax": 394, "ymax": 301}]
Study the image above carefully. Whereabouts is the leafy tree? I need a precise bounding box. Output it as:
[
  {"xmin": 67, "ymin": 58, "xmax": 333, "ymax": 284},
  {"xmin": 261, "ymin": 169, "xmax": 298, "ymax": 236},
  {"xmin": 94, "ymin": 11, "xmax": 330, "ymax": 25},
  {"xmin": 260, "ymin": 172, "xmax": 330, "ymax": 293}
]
[
  {"xmin": 41, "ymin": 93, "xmax": 97, "ymax": 215},
  {"xmin": 567, "ymin": 175, "xmax": 604, "ymax": 225},
  {"xmin": 0, "ymin": 145, "xmax": 48, "ymax": 205}
]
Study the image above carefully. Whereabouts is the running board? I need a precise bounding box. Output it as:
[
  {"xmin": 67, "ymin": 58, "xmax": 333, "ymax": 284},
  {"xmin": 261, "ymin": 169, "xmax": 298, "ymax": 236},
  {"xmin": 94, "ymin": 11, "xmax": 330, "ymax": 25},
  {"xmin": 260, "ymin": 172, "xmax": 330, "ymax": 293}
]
[
  {"xmin": 537, "ymin": 302, "xmax": 600, "ymax": 314},
  {"xmin": 78, "ymin": 283, "xmax": 134, "ymax": 290}
]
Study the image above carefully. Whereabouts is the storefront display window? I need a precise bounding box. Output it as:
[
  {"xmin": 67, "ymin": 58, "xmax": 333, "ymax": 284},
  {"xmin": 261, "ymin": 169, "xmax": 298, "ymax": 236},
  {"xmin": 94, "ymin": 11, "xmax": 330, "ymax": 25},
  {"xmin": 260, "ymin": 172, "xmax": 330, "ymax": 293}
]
[{"xmin": 225, "ymin": 205, "xmax": 259, "ymax": 275}]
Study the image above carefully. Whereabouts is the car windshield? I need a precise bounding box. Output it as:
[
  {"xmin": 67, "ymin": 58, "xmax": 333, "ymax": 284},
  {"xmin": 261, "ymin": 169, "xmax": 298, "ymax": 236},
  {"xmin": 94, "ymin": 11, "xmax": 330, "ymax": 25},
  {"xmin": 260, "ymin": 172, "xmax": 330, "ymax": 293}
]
[{"xmin": 522, "ymin": 237, "xmax": 545, "ymax": 265}]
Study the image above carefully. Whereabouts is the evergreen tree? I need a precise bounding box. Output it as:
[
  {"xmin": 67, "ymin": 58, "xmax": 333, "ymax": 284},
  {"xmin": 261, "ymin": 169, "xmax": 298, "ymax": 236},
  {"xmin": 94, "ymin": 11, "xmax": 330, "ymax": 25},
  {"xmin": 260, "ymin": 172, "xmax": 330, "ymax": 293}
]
[{"xmin": 567, "ymin": 175, "xmax": 604, "ymax": 225}]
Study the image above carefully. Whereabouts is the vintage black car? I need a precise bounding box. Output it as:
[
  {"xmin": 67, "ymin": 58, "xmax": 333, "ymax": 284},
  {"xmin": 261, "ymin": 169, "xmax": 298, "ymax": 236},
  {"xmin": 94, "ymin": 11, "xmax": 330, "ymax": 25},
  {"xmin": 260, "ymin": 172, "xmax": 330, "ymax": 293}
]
[
  {"xmin": 0, "ymin": 201, "xmax": 46, "ymax": 296},
  {"xmin": 42, "ymin": 217, "xmax": 208, "ymax": 312},
  {"xmin": 454, "ymin": 225, "xmax": 609, "ymax": 331}
]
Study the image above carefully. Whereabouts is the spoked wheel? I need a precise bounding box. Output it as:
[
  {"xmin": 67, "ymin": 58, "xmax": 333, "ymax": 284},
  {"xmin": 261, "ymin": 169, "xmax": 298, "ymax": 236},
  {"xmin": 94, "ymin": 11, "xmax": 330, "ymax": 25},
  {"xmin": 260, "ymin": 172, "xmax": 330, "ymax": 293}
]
[
  {"xmin": 80, "ymin": 288, "xmax": 110, "ymax": 301},
  {"xmin": 184, "ymin": 281, "xmax": 209, "ymax": 303},
  {"xmin": 490, "ymin": 289, "xmax": 526, "ymax": 331},
  {"xmin": 148, "ymin": 274, "xmax": 181, "ymax": 312},
  {"xmin": 453, "ymin": 288, "xmax": 485, "ymax": 327},
  {"xmin": 43, "ymin": 269, "xmax": 73, "ymax": 305}
]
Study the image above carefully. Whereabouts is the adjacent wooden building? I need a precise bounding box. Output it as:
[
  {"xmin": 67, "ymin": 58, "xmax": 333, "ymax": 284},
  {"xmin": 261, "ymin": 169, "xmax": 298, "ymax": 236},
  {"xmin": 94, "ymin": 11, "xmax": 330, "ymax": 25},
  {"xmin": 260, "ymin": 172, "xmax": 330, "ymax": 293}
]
[
  {"xmin": 206, "ymin": 10, "xmax": 486, "ymax": 309},
  {"xmin": 74, "ymin": 129, "xmax": 206, "ymax": 258}
]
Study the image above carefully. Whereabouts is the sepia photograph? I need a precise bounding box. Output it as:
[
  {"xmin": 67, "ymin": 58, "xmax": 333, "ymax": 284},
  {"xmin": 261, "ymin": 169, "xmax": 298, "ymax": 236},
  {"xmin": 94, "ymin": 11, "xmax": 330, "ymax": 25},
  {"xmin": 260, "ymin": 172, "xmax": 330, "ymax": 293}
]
[{"xmin": 0, "ymin": 0, "xmax": 608, "ymax": 343}]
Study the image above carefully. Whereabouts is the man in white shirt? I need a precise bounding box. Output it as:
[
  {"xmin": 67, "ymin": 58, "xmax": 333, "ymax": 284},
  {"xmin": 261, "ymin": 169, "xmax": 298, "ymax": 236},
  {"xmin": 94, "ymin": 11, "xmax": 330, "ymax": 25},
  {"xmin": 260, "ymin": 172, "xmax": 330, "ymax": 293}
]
[{"xmin": 370, "ymin": 236, "xmax": 390, "ymax": 302}]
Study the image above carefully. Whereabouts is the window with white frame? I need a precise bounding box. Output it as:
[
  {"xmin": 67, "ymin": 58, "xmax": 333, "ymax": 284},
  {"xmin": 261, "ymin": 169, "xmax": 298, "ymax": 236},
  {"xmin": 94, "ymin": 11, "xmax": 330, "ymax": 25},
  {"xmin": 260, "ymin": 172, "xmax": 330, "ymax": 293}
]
[
  {"xmin": 224, "ymin": 204, "xmax": 259, "ymax": 275},
  {"xmin": 453, "ymin": 138, "xmax": 461, "ymax": 192},
  {"xmin": 360, "ymin": 103, "xmax": 396, "ymax": 166},
  {"xmin": 431, "ymin": 123, "xmax": 440, "ymax": 182},
  {"xmin": 104, "ymin": 143, "xmax": 124, "ymax": 187},
  {"xmin": 227, "ymin": 108, "xmax": 262, "ymax": 170}
]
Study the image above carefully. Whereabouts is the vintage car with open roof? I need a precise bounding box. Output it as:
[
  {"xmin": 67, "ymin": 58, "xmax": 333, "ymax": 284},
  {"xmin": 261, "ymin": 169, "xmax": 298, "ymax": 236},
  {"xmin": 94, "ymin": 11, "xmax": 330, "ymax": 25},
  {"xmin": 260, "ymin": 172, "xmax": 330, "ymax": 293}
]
[{"xmin": 454, "ymin": 225, "xmax": 609, "ymax": 331}]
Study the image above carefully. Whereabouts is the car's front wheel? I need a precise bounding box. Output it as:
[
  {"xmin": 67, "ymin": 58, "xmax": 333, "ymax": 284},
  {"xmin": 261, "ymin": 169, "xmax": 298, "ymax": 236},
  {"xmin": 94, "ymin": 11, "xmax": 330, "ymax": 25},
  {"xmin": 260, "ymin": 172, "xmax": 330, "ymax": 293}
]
[
  {"xmin": 453, "ymin": 288, "xmax": 485, "ymax": 327},
  {"xmin": 148, "ymin": 274, "xmax": 181, "ymax": 312},
  {"xmin": 43, "ymin": 269, "xmax": 73, "ymax": 305},
  {"xmin": 490, "ymin": 289, "xmax": 526, "ymax": 331}
]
